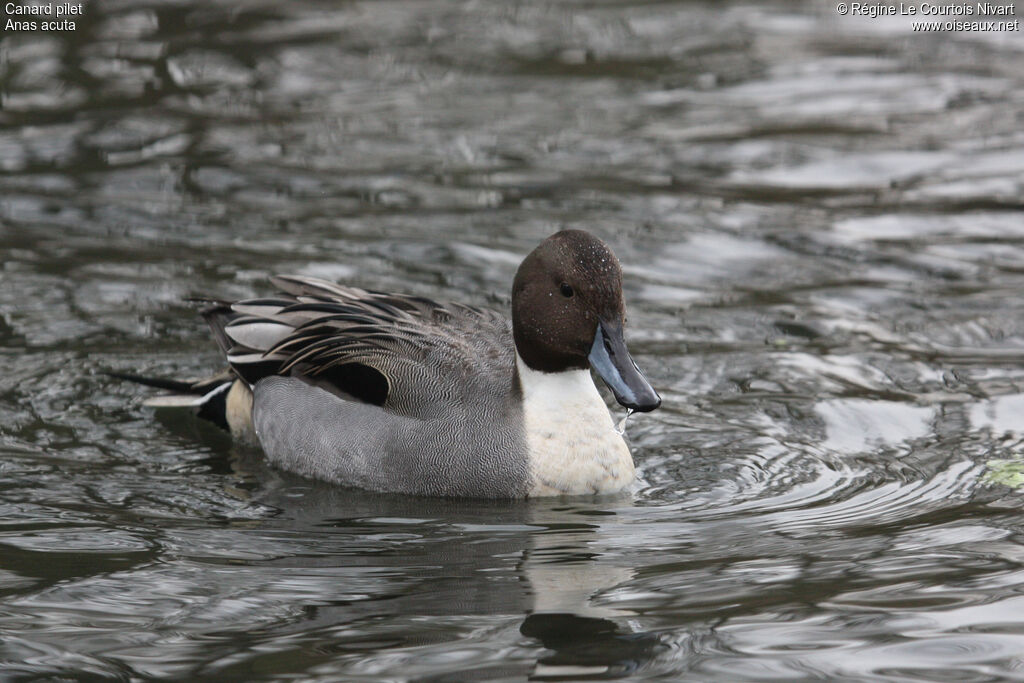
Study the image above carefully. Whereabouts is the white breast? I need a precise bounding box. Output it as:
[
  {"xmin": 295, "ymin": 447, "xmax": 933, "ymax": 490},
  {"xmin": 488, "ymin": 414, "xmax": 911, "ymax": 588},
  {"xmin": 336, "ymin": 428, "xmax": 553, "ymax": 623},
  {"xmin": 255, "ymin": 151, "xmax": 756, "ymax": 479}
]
[{"xmin": 516, "ymin": 354, "xmax": 635, "ymax": 496}]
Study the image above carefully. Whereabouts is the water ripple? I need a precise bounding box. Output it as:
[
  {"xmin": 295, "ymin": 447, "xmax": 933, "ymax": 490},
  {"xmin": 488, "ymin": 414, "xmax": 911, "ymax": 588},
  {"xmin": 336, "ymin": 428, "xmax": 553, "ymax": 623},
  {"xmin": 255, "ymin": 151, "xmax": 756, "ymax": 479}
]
[{"xmin": 3, "ymin": 0, "xmax": 1024, "ymax": 679}]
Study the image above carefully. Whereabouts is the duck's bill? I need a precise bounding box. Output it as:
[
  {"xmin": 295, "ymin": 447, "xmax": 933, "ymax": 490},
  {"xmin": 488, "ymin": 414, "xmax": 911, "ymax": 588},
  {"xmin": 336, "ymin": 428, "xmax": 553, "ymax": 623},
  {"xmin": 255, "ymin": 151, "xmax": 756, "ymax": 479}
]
[{"xmin": 588, "ymin": 320, "xmax": 662, "ymax": 412}]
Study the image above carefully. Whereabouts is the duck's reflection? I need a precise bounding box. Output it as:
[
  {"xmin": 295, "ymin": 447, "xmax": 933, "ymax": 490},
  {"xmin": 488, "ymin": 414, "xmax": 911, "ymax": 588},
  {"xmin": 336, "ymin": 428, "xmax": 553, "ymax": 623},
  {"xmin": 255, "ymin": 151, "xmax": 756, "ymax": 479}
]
[
  {"xmin": 518, "ymin": 506, "xmax": 667, "ymax": 679},
  {"xmin": 521, "ymin": 612, "xmax": 666, "ymax": 679},
  {"xmin": 215, "ymin": 445, "xmax": 668, "ymax": 678}
]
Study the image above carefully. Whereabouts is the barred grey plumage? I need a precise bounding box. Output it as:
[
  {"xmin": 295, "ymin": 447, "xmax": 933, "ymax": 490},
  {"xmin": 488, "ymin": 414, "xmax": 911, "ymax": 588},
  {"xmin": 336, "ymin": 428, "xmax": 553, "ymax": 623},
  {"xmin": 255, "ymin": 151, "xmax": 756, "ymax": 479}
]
[
  {"xmin": 215, "ymin": 275, "xmax": 531, "ymax": 496},
  {"xmin": 254, "ymin": 376, "xmax": 529, "ymax": 497}
]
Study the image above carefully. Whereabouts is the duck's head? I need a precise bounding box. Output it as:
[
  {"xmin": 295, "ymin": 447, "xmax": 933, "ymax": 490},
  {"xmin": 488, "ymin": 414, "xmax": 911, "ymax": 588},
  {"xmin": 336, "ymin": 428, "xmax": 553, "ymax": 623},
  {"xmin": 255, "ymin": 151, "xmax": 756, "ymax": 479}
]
[{"xmin": 512, "ymin": 230, "xmax": 661, "ymax": 412}]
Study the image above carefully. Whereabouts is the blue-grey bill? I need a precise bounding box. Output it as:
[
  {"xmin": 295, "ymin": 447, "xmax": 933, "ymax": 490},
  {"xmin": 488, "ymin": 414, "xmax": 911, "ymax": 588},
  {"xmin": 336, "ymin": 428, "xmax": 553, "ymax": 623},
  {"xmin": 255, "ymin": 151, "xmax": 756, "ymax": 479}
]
[{"xmin": 588, "ymin": 320, "xmax": 661, "ymax": 412}]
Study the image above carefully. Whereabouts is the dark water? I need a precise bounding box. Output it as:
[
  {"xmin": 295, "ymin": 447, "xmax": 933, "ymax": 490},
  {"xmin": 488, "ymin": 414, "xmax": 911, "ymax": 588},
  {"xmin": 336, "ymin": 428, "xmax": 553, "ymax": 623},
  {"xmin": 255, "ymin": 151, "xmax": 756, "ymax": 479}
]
[{"xmin": 3, "ymin": 0, "xmax": 1024, "ymax": 679}]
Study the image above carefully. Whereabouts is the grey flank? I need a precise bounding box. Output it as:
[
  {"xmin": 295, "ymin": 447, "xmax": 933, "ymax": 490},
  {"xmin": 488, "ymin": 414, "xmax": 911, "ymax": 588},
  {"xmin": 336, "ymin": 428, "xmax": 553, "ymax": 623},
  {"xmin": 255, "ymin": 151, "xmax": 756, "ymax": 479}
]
[{"xmin": 253, "ymin": 376, "xmax": 529, "ymax": 497}]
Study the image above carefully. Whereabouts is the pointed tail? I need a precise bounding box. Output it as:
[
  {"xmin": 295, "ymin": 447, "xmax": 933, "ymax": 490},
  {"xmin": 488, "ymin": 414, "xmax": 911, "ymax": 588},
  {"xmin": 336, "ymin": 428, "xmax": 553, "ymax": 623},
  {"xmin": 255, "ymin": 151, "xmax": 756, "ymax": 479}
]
[{"xmin": 106, "ymin": 369, "xmax": 235, "ymax": 430}]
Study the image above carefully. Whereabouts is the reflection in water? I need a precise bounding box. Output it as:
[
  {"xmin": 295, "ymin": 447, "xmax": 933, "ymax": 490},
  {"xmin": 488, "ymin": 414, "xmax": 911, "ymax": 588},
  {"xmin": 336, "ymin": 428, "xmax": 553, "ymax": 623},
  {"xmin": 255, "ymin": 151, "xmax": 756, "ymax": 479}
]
[
  {"xmin": 256, "ymin": 484, "xmax": 667, "ymax": 677},
  {"xmin": 521, "ymin": 613, "xmax": 665, "ymax": 680},
  {"xmin": 3, "ymin": 0, "xmax": 1024, "ymax": 679},
  {"xmin": 519, "ymin": 507, "xmax": 656, "ymax": 678}
]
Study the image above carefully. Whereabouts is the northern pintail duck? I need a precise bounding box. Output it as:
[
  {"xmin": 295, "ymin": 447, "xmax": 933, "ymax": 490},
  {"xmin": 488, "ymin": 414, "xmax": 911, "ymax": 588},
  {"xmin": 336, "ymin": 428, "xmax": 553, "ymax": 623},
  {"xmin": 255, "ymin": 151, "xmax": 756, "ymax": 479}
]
[{"xmin": 127, "ymin": 230, "xmax": 661, "ymax": 498}]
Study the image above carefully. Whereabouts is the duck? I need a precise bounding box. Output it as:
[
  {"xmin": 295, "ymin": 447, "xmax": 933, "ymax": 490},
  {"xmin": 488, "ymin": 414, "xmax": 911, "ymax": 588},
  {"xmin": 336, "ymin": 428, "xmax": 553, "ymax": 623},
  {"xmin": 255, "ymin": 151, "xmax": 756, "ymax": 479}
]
[{"xmin": 123, "ymin": 229, "xmax": 661, "ymax": 498}]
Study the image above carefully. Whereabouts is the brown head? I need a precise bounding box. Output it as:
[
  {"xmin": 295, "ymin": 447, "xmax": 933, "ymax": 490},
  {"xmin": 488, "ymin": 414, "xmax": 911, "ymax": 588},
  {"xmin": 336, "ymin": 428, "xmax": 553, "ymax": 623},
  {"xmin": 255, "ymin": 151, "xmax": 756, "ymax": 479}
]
[{"xmin": 512, "ymin": 230, "xmax": 661, "ymax": 412}]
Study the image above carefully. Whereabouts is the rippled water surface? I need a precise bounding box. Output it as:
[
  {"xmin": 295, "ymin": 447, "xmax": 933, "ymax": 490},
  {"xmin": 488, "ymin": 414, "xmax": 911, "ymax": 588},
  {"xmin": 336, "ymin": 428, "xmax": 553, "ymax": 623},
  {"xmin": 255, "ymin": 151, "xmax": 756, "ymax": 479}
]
[{"xmin": 4, "ymin": 0, "xmax": 1024, "ymax": 680}]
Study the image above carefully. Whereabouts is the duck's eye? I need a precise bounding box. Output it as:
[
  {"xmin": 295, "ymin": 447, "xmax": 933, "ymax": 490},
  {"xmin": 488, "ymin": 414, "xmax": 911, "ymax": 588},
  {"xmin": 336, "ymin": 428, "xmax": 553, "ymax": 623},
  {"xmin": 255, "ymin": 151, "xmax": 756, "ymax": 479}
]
[{"xmin": 559, "ymin": 283, "xmax": 574, "ymax": 298}]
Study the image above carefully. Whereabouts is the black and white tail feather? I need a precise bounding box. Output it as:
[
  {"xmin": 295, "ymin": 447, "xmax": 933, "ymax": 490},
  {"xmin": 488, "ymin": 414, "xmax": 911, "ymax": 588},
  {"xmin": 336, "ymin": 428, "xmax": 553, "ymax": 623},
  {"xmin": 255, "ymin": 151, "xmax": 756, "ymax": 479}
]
[{"xmin": 106, "ymin": 368, "xmax": 235, "ymax": 428}]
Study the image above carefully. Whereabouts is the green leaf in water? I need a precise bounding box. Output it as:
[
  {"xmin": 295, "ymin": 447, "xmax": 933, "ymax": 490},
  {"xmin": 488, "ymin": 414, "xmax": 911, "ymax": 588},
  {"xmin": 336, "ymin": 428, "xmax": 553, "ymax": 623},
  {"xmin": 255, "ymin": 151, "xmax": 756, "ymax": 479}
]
[{"xmin": 984, "ymin": 458, "xmax": 1024, "ymax": 488}]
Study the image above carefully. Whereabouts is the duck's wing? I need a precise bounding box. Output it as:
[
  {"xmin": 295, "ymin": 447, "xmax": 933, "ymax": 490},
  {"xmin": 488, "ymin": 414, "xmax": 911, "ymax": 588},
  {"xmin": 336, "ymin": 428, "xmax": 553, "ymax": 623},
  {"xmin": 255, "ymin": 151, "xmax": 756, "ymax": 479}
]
[{"xmin": 212, "ymin": 275, "xmax": 515, "ymax": 415}]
